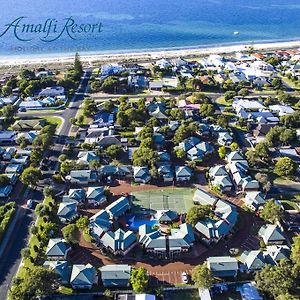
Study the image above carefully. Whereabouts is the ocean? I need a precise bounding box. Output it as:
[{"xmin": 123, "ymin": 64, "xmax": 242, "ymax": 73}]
[{"xmin": 1, "ymin": 0, "xmax": 300, "ymax": 57}]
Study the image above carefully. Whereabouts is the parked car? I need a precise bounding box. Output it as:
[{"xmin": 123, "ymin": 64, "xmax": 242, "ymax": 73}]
[
  {"xmin": 181, "ymin": 272, "xmax": 188, "ymax": 284},
  {"xmin": 26, "ymin": 199, "xmax": 34, "ymax": 209}
]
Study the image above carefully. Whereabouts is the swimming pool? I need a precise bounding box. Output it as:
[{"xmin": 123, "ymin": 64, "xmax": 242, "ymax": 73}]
[{"xmin": 126, "ymin": 215, "xmax": 158, "ymax": 231}]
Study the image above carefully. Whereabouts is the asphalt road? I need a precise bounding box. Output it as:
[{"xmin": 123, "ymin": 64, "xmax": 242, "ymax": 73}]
[{"xmin": 0, "ymin": 70, "xmax": 92, "ymax": 299}]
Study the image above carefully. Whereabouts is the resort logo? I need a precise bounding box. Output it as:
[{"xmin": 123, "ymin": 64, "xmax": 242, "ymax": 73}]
[{"xmin": 0, "ymin": 16, "xmax": 103, "ymax": 42}]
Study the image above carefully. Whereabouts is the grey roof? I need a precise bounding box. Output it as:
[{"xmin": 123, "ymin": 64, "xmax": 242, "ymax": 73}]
[
  {"xmin": 46, "ymin": 238, "xmax": 71, "ymax": 257},
  {"xmin": 240, "ymin": 250, "xmax": 265, "ymax": 271},
  {"xmin": 70, "ymin": 264, "xmax": 96, "ymax": 287},
  {"xmin": 258, "ymin": 224, "xmax": 286, "ymax": 244},
  {"xmin": 209, "ymin": 165, "xmax": 228, "ymax": 177},
  {"xmin": 175, "ymin": 166, "xmax": 192, "ymax": 177},
  {"xmin": 193, "ymin": 188, "xmax": 218, "ymax": 206},
  {"xmin": 158, "ymin": 210, "xmax": 178, "ymax": 222},
  {"xmin": 100, "ymin": 264, "xmax": 131, "ymax": 281},
  {"xmin": 207, "ymin": 256, "xmax": 238, "ymax": 272},
  {"xmin": 43, "ymin": 260, "xmax": 71, "ymax": 284},
  {"xmin": 101, "ymin": 228, "xmax": 136, "ymax": 252},
  {"xmin": 106, "ymin": 196, "xmax": 131, "ymax": 218},
  {"xmin": 57, "ymin": 201, "xmax": 78, "ymax": 221}
]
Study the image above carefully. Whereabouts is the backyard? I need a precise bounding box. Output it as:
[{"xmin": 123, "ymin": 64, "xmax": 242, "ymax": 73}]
[{"xmin": 131, "ymin": 187, "xmax": 196, "ymax": 214}]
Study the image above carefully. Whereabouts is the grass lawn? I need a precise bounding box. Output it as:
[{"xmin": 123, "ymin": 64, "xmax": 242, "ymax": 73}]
[
  {"xmin": 42, "ymin": 116, "xmax": 63, "ymax": 127},
  {"xmin": 273, "ymin": 176, "xmax": 297, "ymax": 185},
  {"xmin": 165, "ymin": 290, "xmax": 199, "ymax": 300},
  {"xmin": 279, "ymin": 75, "xmax": 300, "ymax": 91},
  {"xmin": 131, "ymin": 187, "xmax": 196, "ymax": 214},
  {"xmin": 216, "ymin": 96, "xmax": 232, "ymax": 107}
]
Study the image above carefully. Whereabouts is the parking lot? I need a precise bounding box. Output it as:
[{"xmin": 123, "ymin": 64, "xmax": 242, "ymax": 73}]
[{"xmin": 148, "ymin": 269, "xmax": 193, "ymax": 286}]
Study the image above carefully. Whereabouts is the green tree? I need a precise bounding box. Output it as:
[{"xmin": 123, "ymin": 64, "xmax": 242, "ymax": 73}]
[
  {"xmin": 191, "ymin": 264, "xmax": 214, "ymax": 289},
  {"xmin": 255, "ymin": 260, "xmax": 295, "ymax": 298},
  {"xmin": 229, "ymin": 142, "xmax": 239, "ymax": 151},
  {"xmin": 82, "ymin": 98, "xmax": 97, "ymax": 117},
  {"xmin": 169, "ymin": 108, "xmax": 185, "ymax": 120},
  {"xmin": 0, "ymin": 174, "xmax": 10, "ymax": 187},
  {"xmin": 20, "ymin": 167, "xmax": 42, "ymax": 188},
  {"xmin": 9, "ymin": 266, "xmax": 59, "ymax": 300},
  {"xmin": 275, "ymin": 157, "xmax": 296, "ymax": 177},
  {"xmin": 199, "ymin": 103, "xmax": 215, "ymax": 118},
  {"xmin": 224, "ymin": 91, "xmax": 237, "ymax": 101},
  {"xmin": 62, "ymin": 224, "xmax": 80, "ymax": 244},
  {"xmin": 2, "ymin": 104, "xmax": 17, "ymax": 123},
  {"xmin": 1, "ymin": 85, "xmax": 12, "ymax": 96},
  {"xmin": 19, "ymin": 69, "xmax": 35, "ymax": 80},
  {"xmin": 218, "ymin": 146, "xmax": 226, "ymax": 159},
  {"xmin": 16, "ymin": 136, "xmax": 29, "ymax": 149},
  {"xmin": 186, "ymin": 205, "xmax": 212, "ymax": 227},
  {"xmin": 276, "ymin": 293, "xmax": 299, "ymax": 300},
  {"xmin": 260, "ymin": 200, "xmax": 283, "ymax": 224},
  {"xmin": 76, "ymin": 216, "xmax": 89, "ymax": 231},
  {"xmin": 290, "ymin": 235, "xmax": 300, "ymax": 273},
  {"xmin": 130, "ymin": 267, "xmax": 149, "ymax": 293},
  {"xmin": 175, "ymin": 148, "xmax": 185, "ymax": 159},
  {"xmin": 105, "ymin": 145, "xmax": 123, "ymax": 160},
  {"xmin": 217, "ymin": 115, "xmax": 228, "ymax": 128},
  {"xmin": 101, "ymin": 76, "xmax": 119, "ymax": 93},
  {"xmin": 74, "ymin": 52, "xmax": 83, "ymax": 75},
  {"xmin": 132, "ymin": 147, "xmax": 157, "ymax": 167}
]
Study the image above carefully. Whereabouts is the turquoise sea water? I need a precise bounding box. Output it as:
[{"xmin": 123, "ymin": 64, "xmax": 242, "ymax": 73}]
[{"xmin": 1, "ymin": 0, "xmax": 300, "ymax": 57}]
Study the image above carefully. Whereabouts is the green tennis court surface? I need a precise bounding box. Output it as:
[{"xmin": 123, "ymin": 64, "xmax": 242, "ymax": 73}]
[{"xmin": 131, "ymin": 188, "xmax": 195, "ymax": 213}]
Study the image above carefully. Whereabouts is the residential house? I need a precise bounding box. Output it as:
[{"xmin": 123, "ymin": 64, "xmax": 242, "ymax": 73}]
[
  {"xmin": 207, "ymin": 256, "xmax": 239, "ymax": 277},
  {"xmin": 43, "ymin": 260, "xmax": 71, "ymax": 284},
  {"xmin": 65, "ymin": 188, "xmax": 86, "ymax": 203},
  {"xmin": 149, "ymin": 81, "xmax": 163, "ymax": 91},
  {"xmin": 175, "ymin": 166, "xmax": 192, "ymax": 182},
  {"xmin": 86, "ymin": 186, "xmax": 106, "ymax": 206},
  {"xmin": 45, "ymin": 238, "xmax": 71, "ymax": 260},
  {"xmin": 240, "ymin": 250, "xmax": 266, "ymax": 272},
  {"xmin": 57, "ymin": 201, "xmax": 78, "ymax": 223},
  {"xmin": 157, "ymin": 210, "xmax": 178, "ymax": 224},
  {"xmin": 193, "ymin": 188, "xmax": 218, "ymax": 206},
  {"xmin": 66, "ymin": 170, "xmax": 98, "ymax": 184},
  {"xmin": 157, "ymin": 164, "xmax": 174, "ymax": 182},
  {"xmin": 265, "ymin": 245, "xmax": 291, "ymax": 265},
  {"xmin": 17, "ymin": 131, "xmax": 38, "ymax": 144},
  {"xmin": 139, "ymin": 223, "xmax": 194, "ymax": 257},
  {"xmin": 100, "ymin": 228, "xmax": 137, "ymax": 255},
  {"xmin": 100, "ymin": 264, "xmax": 131, "ymax": 287},
  {"xmin": 269, "ymin": 105, "xmax": 294, "ymax": 116},
  {"xmin": 12, "ymin": 119, "xmax": 46, "ymax": 131},
  {"xmin": 5, "ymin": 163, "xmax": 23, "ymax": 174},
  {"xmin": 39, "ymin": 86, "xmax": 65, "ymax": 97},
  {"xmin": 147, "ymin": 102, "xmax": 168, "ymax": 119},
  {"xmin": 70, "ymin": 264, "xmax": 97, "ymax": 289},
  {"xmin": 258, "ymin": 224, "xmax": 286, "ymax": 245},
  {"xmin": 217, "ymin": 131, "xmax": 233, "ymax": 146},
  {"xmin": 106, "ymin": 196, "xmax": 131, "ymax": 220},
  {"xmin": 244, "ymin": 191, "xmax": 266, "ymax": 211},
  {"xmin": 0, "ymin": 131, "xmax": 16, "ymax": 145},
  {"xmin": 133, "ymin": 167, "xmax": 151, "ymax": 183},
  {"xmin": 0, "ymin": 185, "xmax": 13, "ymax": 198},
  {"xmin": 77, "ymin": 151, "xmax": 99, "ymax": 165}
]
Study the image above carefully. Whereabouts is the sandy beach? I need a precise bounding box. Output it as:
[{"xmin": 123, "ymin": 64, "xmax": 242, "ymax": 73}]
[{"xmin": 1, "ymin": 40, "xmax": 300, "ymax": 68}]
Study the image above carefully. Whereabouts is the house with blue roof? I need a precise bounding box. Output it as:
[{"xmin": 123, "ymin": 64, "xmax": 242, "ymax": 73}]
[
  {"xmin": 139, "ymin": 223, "xmax": 194, "ymax": 257},
  {"xmin": 133, "ymin": 166, "xmax": 151, "ymax": 183},
  {"xmin": 106, "ymin": 196, "xmax": 131, "ymax": 220},
  {"xmin": 77, "ymin": 151, "xmax": 100, "ymax": 165},
  {"xmin": 45, "ymin": 238, "xmax": 71, "ymax": 260},
  {"xmin": 100, "ymin": 228, "xmax": 137, "ymax": 256},
  {"xmin": 70, "ymin": 263, "xmax": 97, "ymax": 289},
  {"xmin": 5, "ymin": 163, "xmax": 23, "ymax": 174},
  {"xmin": 0, "ymin": 185, "xmax": 13, "ymax": 198},
  {"xmin": 66, "ymin": 170, "xmax": 98, "ymax": 185},
  {"xmin": 244, "ymin": 191, "xmax": 266, "ymax": 211},
  {"xmin": 258, "ymin": 224, "xmax": 286, "ymax": 245},
  {"xmin": 67, "ymin": 188, "xmax": 86, "ymax": 203},
  {"xmin": 175, "ymin": 166, "xmax": 192, "ymax": 182},
  {"xmin": 100, "ymin": 264, "xmax": 131, "ymax": 287},
  {"xmin": 157, "ymin": 164, "xmax": 174, "ymax": 182},
  {"xmin": 57, "ymin": 201, "xmax": 78, "ymax": 223},
  {"xmin": 43, "ymin": 260, "xmax": 71, "ymax": 284},
  {"xmin": 207, "ymin": 256, "xmax": 239, "ymax": 278},
  {"xmin": 265, "ymin": 245, "xmax": 291, "ymax": 266},
  {"xmin": 240, "ymin": 250, "xmax": 266, "ymax": 272},
  {"xmin": 86, "ymin": 186, "xmax": 106, "ymax": 206}
]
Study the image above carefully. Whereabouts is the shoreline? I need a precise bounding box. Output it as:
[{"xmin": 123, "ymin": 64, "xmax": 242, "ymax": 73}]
[{"xmin": 1, "ymin": 39, "xmax": 300, "ymax": 68}]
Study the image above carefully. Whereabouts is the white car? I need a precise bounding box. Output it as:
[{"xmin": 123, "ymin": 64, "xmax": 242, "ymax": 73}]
[{"xmin": 181, "ymin": 272, "xmax": 188, "ymax": 284}]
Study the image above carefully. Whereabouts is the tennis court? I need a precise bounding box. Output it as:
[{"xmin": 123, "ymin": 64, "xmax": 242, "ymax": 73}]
[{"xmin": 131, "ymin": 188, "xmax": 195, "ymax": 213}]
